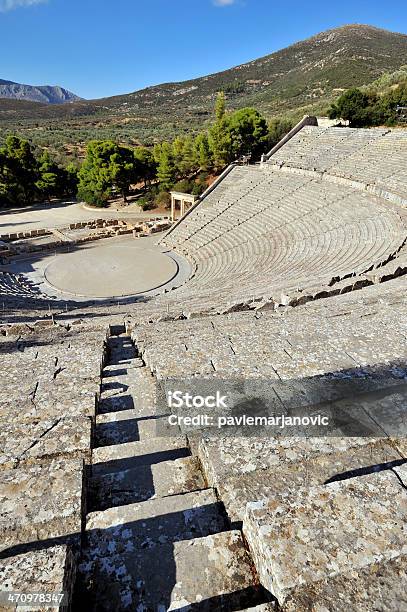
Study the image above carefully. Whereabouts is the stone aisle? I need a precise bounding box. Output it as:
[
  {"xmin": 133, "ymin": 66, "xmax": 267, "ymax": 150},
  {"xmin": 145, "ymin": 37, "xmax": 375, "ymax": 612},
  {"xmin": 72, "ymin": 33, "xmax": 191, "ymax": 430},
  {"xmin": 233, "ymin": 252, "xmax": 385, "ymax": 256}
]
[{"xmin": 74, "ymin": 325, "xmax": 271, "ymax": 611}]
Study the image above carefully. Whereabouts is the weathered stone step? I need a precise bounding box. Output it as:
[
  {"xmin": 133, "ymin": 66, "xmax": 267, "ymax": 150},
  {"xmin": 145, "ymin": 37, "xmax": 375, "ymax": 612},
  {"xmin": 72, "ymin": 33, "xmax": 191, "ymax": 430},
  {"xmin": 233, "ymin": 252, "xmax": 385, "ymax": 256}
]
[
  {"xmin": 78, "ymin": 530, "xmax": 266, "ymax": 611},
  {"xmin": 101, "ymin": 362, "xmax": 143, "ymax": 377},
  {"xmin": 106, "ymin": 351, "xmax": 137, "ymax": 366},
  {"xmin": 98, "ymin": 367, "xmax": 156, "ymax": 417},
  {"xmin": 91, "ymin": 436, "xmax": 190, "ymax": 476},
  {"xmin": 99, "ymin": 381, "xmax": 131, "ymax": 399},
  {"xmin": 95, "ymin": 414, "xmax": 139, "ymax": 447},
  {"xmin": 85, "ymin": 489, "xmax": 228, "ymax": 558},
  {"xmin": 108, "ymin": 324, "xmax": 126, "ymax": 336},
  {"xmin": 97, "ymin": 392, "xmax": 136, "ymax": 414},
  {"xmin": 89, "ymin": 456, "xmax": 206, "ymax": 511},
  {"xmin": 199, "ymin": 437, "xmax": 404, "ymax": 522},
  {"xmin": 95, "ymin": 411, "xmax": 176, "ymax": 446},
  {"xmin": 243, "ymin": 469, "xmax": 407, "ymax": 606}
]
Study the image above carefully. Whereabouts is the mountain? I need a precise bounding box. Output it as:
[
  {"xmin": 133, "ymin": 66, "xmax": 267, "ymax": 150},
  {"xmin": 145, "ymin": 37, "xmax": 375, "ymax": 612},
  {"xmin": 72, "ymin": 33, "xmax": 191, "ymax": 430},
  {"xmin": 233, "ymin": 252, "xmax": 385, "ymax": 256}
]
[
  {"xmin": 0, "ymin": 79, "xmax": 82, "ymax": 104},
  {"xmin": 0, "ymin": 24, "xmax": 406, "ymax": 153},
  {"xmin": 95, "ymin": 24, "xmax": 407, "ymax": 115}
]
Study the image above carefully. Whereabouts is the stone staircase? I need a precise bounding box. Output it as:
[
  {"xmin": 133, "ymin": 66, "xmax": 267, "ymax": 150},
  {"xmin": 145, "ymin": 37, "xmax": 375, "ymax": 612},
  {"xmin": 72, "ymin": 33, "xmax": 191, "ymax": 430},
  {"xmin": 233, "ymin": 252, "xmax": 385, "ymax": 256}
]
[{"xmin": 74, "ymin": 326, "xmax": 271, "ymax": 611}]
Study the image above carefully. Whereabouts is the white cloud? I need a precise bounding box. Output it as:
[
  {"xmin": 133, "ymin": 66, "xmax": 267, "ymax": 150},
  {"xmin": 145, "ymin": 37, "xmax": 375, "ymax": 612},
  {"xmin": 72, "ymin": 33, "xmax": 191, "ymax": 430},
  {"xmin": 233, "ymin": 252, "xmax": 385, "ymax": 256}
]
[
  {"xmin": 0, "ymin": 0, "xmax": 47, "ymax": 12},
  {"xmin": 213, "ymin": 0, "xmax": 237, "ymax": 6}
]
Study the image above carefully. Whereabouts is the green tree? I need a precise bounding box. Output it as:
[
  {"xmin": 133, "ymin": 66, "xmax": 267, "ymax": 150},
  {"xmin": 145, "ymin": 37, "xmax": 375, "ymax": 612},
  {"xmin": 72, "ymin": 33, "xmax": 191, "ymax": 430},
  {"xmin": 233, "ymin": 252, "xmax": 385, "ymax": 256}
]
[
  {"xmin": 134, "ymin": 147, "xmax": 156, "ymax": 188},
  {"xmin": 35, "ymin": 151, "xmax": 61, "ymax": 201},
  {"xmin": 172, "ymin": 136, "xmax": 185, "ymax": 173},
  {"xmin": 0, "ymin": 136, "xmax": 39, "ymax": 206},
  {"xmin": 215, "ymin": 91, "xmax": 226, "ymax": 122},
  {"xmin": 193, "ymin": 133, "xmax": 212, "ymax": 171},
  {"xmin": 109, "ymin": 146, "xmax": 135, "ymax": 203},
  {"xmin": 64, "ymin": 162, "xmax": 79, "ymax": 197},
  {"xmin": 77, "ymin": 141, "xmax": 116, "ymax": 207},
  {"xmin": 153, "ymin": 143, "xmax": 163, "ymax": 164},
  {"xmin": 209, "ymin": 116, "xmax": 232, "ymax": 168},
  {"xmin": 378, "ymin": 82, "xmax": 407, "ymax": 124},
  {"xmin": 77, "ymin": 141, "xmax": 137, "ymax": 206},
  {"xmin": 178, "ymin": 136, "xmax": 195, "ymax": 176},
  {"xmin": 328, "ymin": 88, "xmax": 376, "ymax": 127},
  {"xmin": 173, "ymin": 179, "xmax": 194, "ymax": 193},
  {"xmin": 227, "ymin": 108, "xmax": 269, "ymax": 159},
  {"xmin": 157, "ymin": 142, "xmax": 176, "ymax": 191},
  {"xmin": 209, "ymin": 92, "xmax": 231, "ymax": 167},
  {"xmin": 267, "ymin": 117, "xmax": 293, "ymax": 149},
  {"xmin": 209, "ymin": 103, "xmax": 269, "ymax": 167}
]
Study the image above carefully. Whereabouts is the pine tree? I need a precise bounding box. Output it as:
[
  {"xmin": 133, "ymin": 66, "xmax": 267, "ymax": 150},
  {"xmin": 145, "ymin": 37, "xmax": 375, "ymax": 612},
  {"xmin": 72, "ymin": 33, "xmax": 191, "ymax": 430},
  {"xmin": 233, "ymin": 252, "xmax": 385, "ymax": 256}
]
[
  {"xmin": 0, "ymin": 136, "xmax": 39, "ymax": 206},
  {"xmin": 194, "ymin": 133, "xmax": 212, "ymax": 171},
  {"xmin": 215, "ymin": 91, "xmax": 226, "ymax": 122},
  {"xmin": 209, "ymin": 92, "xmax": 232, "ymax": 168},
  {"xmin": 172, "ymin": 136, "xmax": 185, "ymax": 174},
  {"xmin": 157, "ymin": 142, "xmax": 176, "ymax": 191},
  {"xmin": 36, "ymin": 151, "xmax": 60, "ymax": 201},
  {"xmin": 179, "ymin": 136, "xmax": 195, "ymax": 176}
]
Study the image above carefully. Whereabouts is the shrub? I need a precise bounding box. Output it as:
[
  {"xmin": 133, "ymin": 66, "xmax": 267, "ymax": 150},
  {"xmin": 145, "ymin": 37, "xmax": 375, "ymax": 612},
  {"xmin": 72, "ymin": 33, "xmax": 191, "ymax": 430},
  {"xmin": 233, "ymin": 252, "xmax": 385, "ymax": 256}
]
[
  {"xmin": 173, "ymin": 179, "xmax": 194, "ymax": 193},
  {"xmin": 137, "ymin": 196, "xmax": 155, "ymax": 211},
  {"xmin": 77, "ymin": 187, "xmax": 108, "ymax": 208},
  {"xmin": 154, "ymin": 191, "xmax": 171, "ymax": 208}
]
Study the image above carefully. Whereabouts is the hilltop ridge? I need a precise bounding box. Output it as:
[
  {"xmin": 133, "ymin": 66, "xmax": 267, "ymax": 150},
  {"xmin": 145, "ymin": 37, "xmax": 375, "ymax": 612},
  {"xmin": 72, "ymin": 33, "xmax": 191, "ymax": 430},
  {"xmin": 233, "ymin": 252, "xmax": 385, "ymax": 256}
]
[{"xmin": 0, "ymin": 79, "xmax": 82, "ymax": 104}]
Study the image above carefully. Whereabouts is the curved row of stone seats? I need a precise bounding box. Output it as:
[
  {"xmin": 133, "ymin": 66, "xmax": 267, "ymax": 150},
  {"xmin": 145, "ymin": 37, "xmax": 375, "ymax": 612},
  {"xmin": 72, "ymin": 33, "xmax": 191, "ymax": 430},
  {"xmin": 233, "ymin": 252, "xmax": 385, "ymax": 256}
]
[
  {"xmin": 268, "ymin": 126, "xmax": 407, "ymax": 200},
  {"xmin": 0, "ymin": 271, "xmax": 45, "ymax": 300},
  {"xmin": 132, "ymin": 282, "xmax": 407, "ymax": 383},
  {"xmin": 147, "ymin": 255, "xmax": 407, "ymax": 321},
  {"xmin": 159, "ymin": 162, "xmax": 406, "ymax": 313}
]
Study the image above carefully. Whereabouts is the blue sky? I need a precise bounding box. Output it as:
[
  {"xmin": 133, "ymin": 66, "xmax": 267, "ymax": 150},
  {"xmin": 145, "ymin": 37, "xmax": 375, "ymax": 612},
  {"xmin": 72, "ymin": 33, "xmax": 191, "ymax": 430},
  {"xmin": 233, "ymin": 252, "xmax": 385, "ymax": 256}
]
[{"xmin": 1, "ymin": 0, "xmax": 406, "ymax": 100}]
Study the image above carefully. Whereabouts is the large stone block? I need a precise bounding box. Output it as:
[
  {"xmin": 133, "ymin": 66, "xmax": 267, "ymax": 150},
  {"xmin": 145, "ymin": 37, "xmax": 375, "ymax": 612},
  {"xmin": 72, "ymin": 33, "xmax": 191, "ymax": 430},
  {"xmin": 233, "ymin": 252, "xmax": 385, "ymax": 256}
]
[
  {"xmin": 0, "ymin": 460, "xmax": 84, "ymax": 557},
  {"xmin": 90, "ymin": 456, "xmax": 206, "ymax": 511},
  {"xmin": 243, "ymin": 470, "xmax": 407, "ymax": 604},
  {"xmin": 199, "ymin": 436, "xmax": 389, "ymax": 486},
  {"xmin": 200, "ymin": 438, "xmax": 403, "ymax": 522},
  {"xmin": 85, "ymin": 489, "xmax": 226, "ymax": 558},
  {"xmin": 0, "ymin": 418, "xmax": 92, "ymax": 471}
]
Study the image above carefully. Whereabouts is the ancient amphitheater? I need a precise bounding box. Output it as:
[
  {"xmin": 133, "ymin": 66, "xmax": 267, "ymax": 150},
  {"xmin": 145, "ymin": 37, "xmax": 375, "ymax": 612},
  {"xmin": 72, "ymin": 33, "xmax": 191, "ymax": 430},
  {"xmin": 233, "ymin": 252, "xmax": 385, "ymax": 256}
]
[{"xmin": 0, "ymin": 121, "xmax": 406, "ymax": 611}]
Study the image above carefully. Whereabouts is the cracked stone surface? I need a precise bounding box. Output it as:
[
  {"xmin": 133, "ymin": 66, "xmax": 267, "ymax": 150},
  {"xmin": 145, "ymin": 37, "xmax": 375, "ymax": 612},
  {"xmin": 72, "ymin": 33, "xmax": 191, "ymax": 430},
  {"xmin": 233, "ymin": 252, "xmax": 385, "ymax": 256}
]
[
  {"xmin": 243, "ymin": 470, "xmax": 407, "ymax": 604},
  {"xmin": 0, "ymin": 418, "xmax": 92, "ymax": 471}
]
